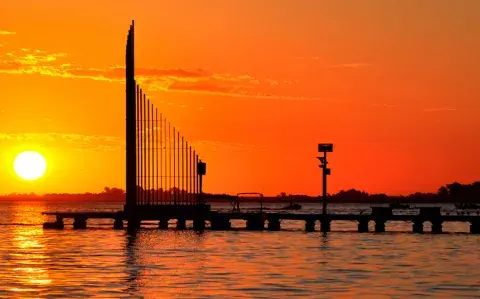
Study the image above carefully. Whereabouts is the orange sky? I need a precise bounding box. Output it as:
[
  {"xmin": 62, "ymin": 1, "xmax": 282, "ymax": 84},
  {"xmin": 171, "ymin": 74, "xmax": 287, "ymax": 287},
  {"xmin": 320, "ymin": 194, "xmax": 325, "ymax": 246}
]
[{"xmin": 0, "ymin": 0, "xmax": 479, "ymax": 196}]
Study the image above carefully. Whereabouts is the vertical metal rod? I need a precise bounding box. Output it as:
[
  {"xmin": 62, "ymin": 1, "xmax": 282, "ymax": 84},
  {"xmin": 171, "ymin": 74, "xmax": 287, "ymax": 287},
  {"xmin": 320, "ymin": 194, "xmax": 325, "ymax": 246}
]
[
  {"xmin": 182, "ymin": 137, "xmax": 184, "ymax": 204},
  {"xmin": 139, "ymin": 90, "xmax": 142, "ymax": 205},
  {"xmin": 147, "ymin": 98, "xmax": 150, "ymax": 205},
  {"xmin": 193, "ymin": 151, "xmax": 197, "ymax": 203},
  {"xmin": 152, "ymin": 106, "xmax": 155, "ymax": 205},
  {"xmin": 156, "ymin": 109, "xmax": 159, "ymax": 205},
  {"xmin": 150, "ymin": 101, "xmax": 153, "ymax": 205},
  {"xmin": 151, "ymin": 101, "xmax": 154, "ymax": 205},
  {"xmin": 164, "ymin": 118, "xmax": 167, "ymax": 204},
  {"xmin": 173, "ymin": 127, "xmax": 176, "ymax": 205},
  {"xmin": 179, "ymin": 134, "xmax": 182, "ymax": 204},
  {"xmin": 150, "ymin": 102, "xmax": 154, "ymax": 205},
  {"xmin": 196, "ymin": 155, "xmax": 199, "ymax": 204},
  {"xmin": 139, "ymin": 90, "xmax": 143, "ymax": 205},
  {"xmin": 136, "ymin": 85, "xmax": 140, "ymax": 204},
  {"xmin": 142, "ymin": 92, "xmax": 147, "ymax": 206},
  {"xmin": 159, "ymin": 112, "xmax": 163, "ymax": 204},
  {"xmin": 322, "ymin": 151, "xmax": 328, "ymax": 215},
  {"xmin": 189, "ymin": 146, "xmax": 192, "ymax": 204},
  {"xmin": 185, "ymin": 141, "xmax": 188, "ymax": 205},
  {"xmin": 168, "ymin": 122, "xmax": 172, "ymax": 204}
]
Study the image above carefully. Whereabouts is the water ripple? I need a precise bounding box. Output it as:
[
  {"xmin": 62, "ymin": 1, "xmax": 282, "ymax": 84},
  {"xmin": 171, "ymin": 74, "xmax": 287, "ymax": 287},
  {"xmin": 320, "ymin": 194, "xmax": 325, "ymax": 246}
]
[{"xmin": 0, "ymin": 201, "xmax": 478, "ymax": 298}]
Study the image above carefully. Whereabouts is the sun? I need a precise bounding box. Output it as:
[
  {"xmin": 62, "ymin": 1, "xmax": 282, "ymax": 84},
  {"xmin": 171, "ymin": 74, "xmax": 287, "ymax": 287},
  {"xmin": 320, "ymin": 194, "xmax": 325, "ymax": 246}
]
[{"xmin": 13, "ymin": 151, "xmax": 47, "ymax": 181}]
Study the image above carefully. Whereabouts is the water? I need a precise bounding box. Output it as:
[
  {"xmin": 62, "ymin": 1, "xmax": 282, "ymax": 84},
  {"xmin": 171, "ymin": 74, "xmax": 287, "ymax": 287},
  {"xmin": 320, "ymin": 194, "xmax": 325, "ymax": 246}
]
[{"xmin": 0, "ymin": 201, "xmax": 478, "ymax": 298}]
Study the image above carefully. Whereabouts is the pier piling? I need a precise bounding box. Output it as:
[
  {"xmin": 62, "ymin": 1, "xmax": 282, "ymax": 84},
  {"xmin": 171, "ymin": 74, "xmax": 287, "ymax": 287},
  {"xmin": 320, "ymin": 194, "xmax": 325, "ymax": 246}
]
[
  {"xmin": 267, "ymin": 218, "xmax": 281, "ymax": 231},
  {"xmin": 127, "ymin": 219, "xmax": 141, "ymax": 231},
  {"xmin": 210, "ymin": 215, "xmax": 231, "ymax": 230},
  {"xmin": 158, "ymin": 219, "xmax": 169, "ymax": 229},
  {"xmin": 305, "ymin": 220, "xmax": 316, "ymax": 232},
  {"xmin": 320, "ymin": 219, "xmax": 331, "ymax": 232},
  {"xmin": 113, "ymin": 218, "xmax": 124, "ymax": 230},
  {"xmin": 358, "ymin": 220, "xmax": 369, "ymax": 233},
  {"xmin": 73, "ymin": 216, "xmax": 87, "ymax": 229},
  {"xmin": 246, "ymin": 215, "xmax": 265, "ymax": 230},
  {"xmin": 193, "ymin": 219, "xmax": 206, "ymax": 231},
  {"xmin": 470, "ymin": 221, "xmax": 480, "ymax": 234},
  {"xmin": 176, "ymin": 219, "xmax": 187, "ymax": 230},
  {"xmin": 431, "ymin": 221, "xmax": 443, "ymax": 234},
  {"xmin": 374, "ymin": 220, "xmax": 386, "ymax": 232},
  {"xmin": 412, "ymin": 220, "xmax": 424, "ymax": 233}
]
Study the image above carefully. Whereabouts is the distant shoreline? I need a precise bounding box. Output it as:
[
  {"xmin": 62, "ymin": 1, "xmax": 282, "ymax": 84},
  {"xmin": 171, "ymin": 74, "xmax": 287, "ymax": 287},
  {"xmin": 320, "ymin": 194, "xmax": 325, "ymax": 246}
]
[
  {"xmin": 0, "ymin": 197, "xmax": 476, "ymax": 204},
  {"xmin": 2, "ymin": 181, "xmax": 478, "ymax": 204}
]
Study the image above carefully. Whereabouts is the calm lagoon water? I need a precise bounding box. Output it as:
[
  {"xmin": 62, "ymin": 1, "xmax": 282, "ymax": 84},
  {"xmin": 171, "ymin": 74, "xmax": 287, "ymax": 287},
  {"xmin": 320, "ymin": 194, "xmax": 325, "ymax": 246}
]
[{"xmin": 0, "ymin": 201, "xmax": 478, "ymax": 298}]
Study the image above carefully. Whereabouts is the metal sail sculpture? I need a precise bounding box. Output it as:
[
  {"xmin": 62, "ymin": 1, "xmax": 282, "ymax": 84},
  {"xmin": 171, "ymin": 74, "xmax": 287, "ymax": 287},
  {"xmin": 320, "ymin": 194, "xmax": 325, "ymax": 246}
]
[{"xmin": 124, "ymin": 21, "xmax": 206, "ymax": 214}]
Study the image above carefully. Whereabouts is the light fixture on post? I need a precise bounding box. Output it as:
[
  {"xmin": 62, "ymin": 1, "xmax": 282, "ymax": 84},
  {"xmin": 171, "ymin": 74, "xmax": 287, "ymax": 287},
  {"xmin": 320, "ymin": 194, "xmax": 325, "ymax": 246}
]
[{"xmin": 317, "ymin": 143, "xmax": 333, "ymax": 215}]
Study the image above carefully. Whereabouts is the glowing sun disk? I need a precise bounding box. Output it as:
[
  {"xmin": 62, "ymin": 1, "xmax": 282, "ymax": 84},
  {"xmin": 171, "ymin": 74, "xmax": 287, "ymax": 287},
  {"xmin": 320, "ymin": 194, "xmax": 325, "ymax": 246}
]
[{"xmin": 13, "ymin": 151, "xmax": 47, "ymax": 181}]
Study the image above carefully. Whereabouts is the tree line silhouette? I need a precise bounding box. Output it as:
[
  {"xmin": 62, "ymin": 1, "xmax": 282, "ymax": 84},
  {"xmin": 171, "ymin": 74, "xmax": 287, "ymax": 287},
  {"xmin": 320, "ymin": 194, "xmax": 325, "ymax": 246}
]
[{"xmin": 1, "ymin": 182, "xmax": 479, "ymax": 203}]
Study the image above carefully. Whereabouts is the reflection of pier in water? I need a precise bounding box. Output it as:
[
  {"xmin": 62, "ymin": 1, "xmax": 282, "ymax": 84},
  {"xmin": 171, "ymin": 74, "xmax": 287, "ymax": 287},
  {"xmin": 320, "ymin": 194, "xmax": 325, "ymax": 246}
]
[
  {"xmin": 123, "ymin": 230, "xmax": 207, "ymax": 296},
  {"xmin": 41, "ymin": 21, "xmax": 480, "ymax": 235}
]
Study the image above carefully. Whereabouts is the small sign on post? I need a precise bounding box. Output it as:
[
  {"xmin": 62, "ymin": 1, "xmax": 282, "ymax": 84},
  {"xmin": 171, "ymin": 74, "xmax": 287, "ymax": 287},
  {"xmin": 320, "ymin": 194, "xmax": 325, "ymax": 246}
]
[
  {"xmin": 318, "ymin": 143, "xmax": 333, "ymax": 153},
  {"xmin": 197, "ymin": 161, "xmax": 206, "ymax": 175}
]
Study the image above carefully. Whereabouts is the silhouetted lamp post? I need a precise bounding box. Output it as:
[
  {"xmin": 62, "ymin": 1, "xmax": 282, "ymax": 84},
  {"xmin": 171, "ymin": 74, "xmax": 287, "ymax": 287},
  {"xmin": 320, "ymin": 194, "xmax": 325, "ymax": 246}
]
[{"xmin": 317, "ymin": 143, "xmax": 333, "ymax": 215}]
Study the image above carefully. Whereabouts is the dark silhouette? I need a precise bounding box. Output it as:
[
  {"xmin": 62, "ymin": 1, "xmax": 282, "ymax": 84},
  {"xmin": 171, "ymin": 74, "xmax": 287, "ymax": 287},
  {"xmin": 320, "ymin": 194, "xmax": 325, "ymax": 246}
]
[
  {"xmin": 6, "ymin": 181, "xmax": 480, "ymax": 204},
  {"xmin": 39, "ymin": 21, "xmax": 480, "ymax": 236}
]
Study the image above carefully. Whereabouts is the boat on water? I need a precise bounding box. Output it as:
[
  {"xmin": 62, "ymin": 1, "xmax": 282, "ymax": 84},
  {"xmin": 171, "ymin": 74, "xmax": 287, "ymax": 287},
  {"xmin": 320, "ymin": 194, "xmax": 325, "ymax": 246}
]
[
  {"xmin": 454, "ymin": 202, "xmax": 480, "ymax": 209},
  {"xmin": 281, "ymin": 202, "xmax": 302, "ymax": 210},
  {"xmin": 389, "ymin": 202, "xmax": 410, "ymax": 209}
]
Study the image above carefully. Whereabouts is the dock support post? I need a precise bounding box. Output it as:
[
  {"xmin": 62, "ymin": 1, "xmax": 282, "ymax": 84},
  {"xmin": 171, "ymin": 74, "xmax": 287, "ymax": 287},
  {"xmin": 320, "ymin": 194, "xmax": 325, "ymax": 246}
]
[
  {"xmin": 374, "ymin": 220, "xmax": 386, "ymax": 232},
  {"xmin": 113, "ymin": 218, "xmax": 124, "ymax": 230},
  {"xmin": 211, "ymin": 216, "xmax": 231, "ymax": 230},
  {"xmin": 412, "ymin": 220, "xmax": 423, "ymax": 233},
  {"xmin": 305, "ymin": 220, "xmax": 315, "ymax": 232},
  {"xmin": 470, "ymin": 221, "xmax": 480, "ymax": 234},
  {"xmin": 73, "ymin": 216, "xmax": 87, "ymax": 229},
  {"xmin": 358, "ymin": 220, "xmax": 369, "ymax": 233},
  {"xmin": 158, "ymin": 219, "xmax": 169, "ymax": 229},
  {"xmin": 320, "ymin": 219, "xmax": 331, "ymax": 232},
  {"xmin": 127, "ymin": 219, "xmax": 141, "ymax": 231},
  {"xmin": 267, "ymin": 218, "xmax": 281, "ymax": 231},
  {"xmin": 43, "ymin": 216, "xmax": 64, "ymax": 229},
  {"xmin": 246, "ymin": 215, "xmax": 264, "ymax": 230},
  {"xmin": 431, "ymin": 221, "xmax": 443, "ymax": 234},
  {"xmin": 193, "ymin": 219, "xmax": 206, "ymax": 231},
  {"xmin": 176, "ymin": 218, "xmax": 187, "ymax": 230}
]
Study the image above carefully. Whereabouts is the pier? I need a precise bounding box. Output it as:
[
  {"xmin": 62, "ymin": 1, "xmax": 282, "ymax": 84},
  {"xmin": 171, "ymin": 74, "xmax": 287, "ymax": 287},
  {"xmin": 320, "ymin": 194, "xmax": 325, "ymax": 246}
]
[
  {"xmin": 42, "ymin": 206, "xmax": 480, "ymax": 234},
  {"xmin": 41, "ymin": 21, "xmax": 480, "ymax": 236}
]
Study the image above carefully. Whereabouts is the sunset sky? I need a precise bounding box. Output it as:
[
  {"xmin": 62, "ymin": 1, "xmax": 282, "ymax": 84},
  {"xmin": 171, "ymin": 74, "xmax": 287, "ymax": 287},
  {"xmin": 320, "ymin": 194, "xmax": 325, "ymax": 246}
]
[{"xmin": 0, "ymin": 0, "xmax": 479, "ymax": 196}]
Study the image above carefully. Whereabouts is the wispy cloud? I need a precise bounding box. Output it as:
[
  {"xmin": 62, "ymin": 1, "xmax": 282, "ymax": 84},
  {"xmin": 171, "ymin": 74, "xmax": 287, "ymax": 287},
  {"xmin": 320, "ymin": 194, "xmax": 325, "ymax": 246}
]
[
  {"xmin": 0, "ymin": 30, "xmax": 15, "ymax": 35},
  {"xmin": 371, "ymin": 103, "xmax": 397, "ymax": 109},
  {"xmin": 0, "ymin": 132, "xmax": 264, "ymax": 154},
  {"xmin": 295, "ymin": 56, "xmax": 319, "ymax": 60},
  {"xmin": 191, "ymin": 140, "xmax": 268, "ymax": 152},
  {"xmin": 0, "ymin": 133, "xmax": 124, "ymax": 152},
  {"xmin": 0, "ymin": 47, "xmax": 322, "ymax": 101},
  {"xmin": 423, "ymin": 107, "xmax": 456, "ymax": 112},
  {"xmin": 332, "ymin": 63, "xmax": 371, "ymax": 68}
]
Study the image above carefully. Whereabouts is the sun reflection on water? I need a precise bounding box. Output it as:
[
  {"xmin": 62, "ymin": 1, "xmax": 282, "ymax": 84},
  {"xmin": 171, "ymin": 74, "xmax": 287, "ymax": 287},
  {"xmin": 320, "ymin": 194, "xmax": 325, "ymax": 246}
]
[{"xmin": 7, "ymin": 202, "xmax": 51, "ymax": 296}]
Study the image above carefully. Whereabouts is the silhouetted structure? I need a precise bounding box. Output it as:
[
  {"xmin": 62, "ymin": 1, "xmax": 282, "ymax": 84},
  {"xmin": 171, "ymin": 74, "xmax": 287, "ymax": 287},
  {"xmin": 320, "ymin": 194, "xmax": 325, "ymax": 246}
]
[
  {"xmin": 122, "ymin": 21, "xmax": 210, "ymax": 229},
  {"xmin": 317, "ymin": 143, "xmax": 333, "ymax": 216},
  {"xmin": 40, "ymin": 21, "xmax": 480, "ymax": 235}
]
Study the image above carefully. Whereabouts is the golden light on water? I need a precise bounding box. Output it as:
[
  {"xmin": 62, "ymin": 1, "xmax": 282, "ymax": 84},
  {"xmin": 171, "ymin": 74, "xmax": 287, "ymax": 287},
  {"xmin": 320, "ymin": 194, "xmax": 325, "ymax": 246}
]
[{"xmin": 8, "ymin": 203, "xmax": 51, "ymax": 294}]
